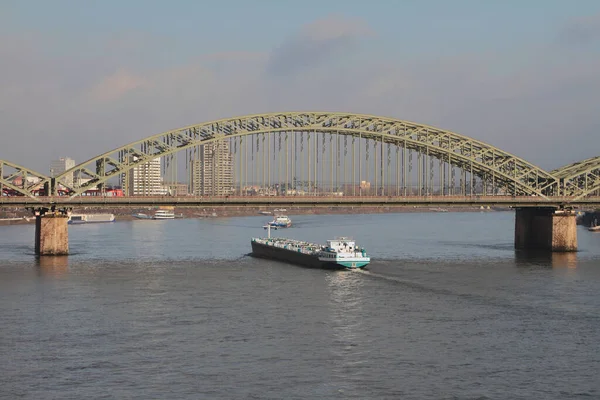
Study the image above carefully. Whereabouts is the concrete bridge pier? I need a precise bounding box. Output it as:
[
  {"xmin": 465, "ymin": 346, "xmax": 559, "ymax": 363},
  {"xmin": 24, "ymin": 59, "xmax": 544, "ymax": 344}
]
[
  {"xmin": 31, "ymin": 207, "xmax": 69, "ymax": 256},
  {"xmin": 514, "ymin": 208, "xmax": 577, "ymax": 252}
]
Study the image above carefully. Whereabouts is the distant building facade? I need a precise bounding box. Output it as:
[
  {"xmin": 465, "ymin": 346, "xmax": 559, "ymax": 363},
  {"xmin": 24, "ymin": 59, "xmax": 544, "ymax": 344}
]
[
  {"xmin": 191, "ymin": 141, "xmax": 233, "ymax": 196},
  {"xmin": 166, "ymin": 183, "xmax": 189, "ymax": 196},
  {"xmin": 122, "ymin": 157, "xmax": 168, "ymax": 195},
  {"xmin": 50, "ymin": 157, "xmax": 75, "ymax": 187}
]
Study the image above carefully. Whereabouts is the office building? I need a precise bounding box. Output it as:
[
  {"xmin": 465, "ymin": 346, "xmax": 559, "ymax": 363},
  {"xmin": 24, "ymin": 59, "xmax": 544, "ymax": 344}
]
[
  {"xmin": 191, "ymin": 141, "xmax": 233, "ymax": 196},
  {"xmin": 122, "ymin": 157, "xmax": 168, "ymax": 195},
  {"xmin": 50, "ymin": 157, "xmax": 75, "ymax": 187}
]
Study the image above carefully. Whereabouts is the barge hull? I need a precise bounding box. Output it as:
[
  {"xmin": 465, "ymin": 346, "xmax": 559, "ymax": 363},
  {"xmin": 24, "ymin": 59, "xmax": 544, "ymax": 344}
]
[{"xmin": 251, "ymin": 241, "xmax": 344, "ymax": 270}]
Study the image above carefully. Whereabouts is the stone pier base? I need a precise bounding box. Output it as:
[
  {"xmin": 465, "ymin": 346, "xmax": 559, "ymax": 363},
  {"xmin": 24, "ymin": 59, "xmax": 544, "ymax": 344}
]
[
  {"xmin": 515, "ymin": 208, "xmax": 577, "ymax": 252},
  {"xmin": 35, "ymin": 214, "xmax": 69, "ymax": 255}
]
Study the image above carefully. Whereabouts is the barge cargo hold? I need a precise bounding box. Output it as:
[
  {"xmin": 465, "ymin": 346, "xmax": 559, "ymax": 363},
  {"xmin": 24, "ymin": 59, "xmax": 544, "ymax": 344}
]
[{"xmin": 250, "ymin": 237, "xmax": 370, "ymax": 270}]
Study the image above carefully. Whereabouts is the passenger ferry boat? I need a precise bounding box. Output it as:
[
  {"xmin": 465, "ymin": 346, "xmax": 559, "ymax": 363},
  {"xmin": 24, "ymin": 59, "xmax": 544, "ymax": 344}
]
[
  {"xmin": 153, "ymin": 209, "xmax": 175, "ymax": 220},
  {"xmin": 68, "ymin": 213, "xmax": 115, "ymax": 224},
  {"xmin": 267, "ymin": 215, "xmax": 292, "ymax": 228},
  {"xmin": 251, "ymin": 228, "xmax": 369, "ymax": 269}
]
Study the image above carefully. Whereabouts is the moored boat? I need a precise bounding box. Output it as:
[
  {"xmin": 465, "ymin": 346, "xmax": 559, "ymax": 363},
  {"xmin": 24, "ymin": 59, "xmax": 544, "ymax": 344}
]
[
  {"xmin": 251, "ymin": 233, "xmax": 370, "ymax": 270},
  {"xmin": 153, "ymin": 209, "xmax": 175, "ymax": 220},
  {"xmin": 68, "ymin": 213, "xmax": 115, "ymax": 224}
]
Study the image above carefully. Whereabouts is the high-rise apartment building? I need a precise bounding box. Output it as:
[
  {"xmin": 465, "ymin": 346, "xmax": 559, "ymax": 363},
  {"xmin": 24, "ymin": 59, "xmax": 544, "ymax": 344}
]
[
  {"xmin": 50, "ymin": 157, "xmax": 76, "ymax": 187},
  {"xmin": 191, "ymin": 141, "xmax": 233, "ymax": 196},
  {"xmin": 122, "ymin": 157, "xmax": 168, "ymax": 195}
]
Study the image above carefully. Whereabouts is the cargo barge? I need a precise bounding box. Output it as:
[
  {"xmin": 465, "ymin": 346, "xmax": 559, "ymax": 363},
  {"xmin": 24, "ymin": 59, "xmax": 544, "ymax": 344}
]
[{"xmin": 251, "ymin": 235, "xmax": 370, "ymax": 270}]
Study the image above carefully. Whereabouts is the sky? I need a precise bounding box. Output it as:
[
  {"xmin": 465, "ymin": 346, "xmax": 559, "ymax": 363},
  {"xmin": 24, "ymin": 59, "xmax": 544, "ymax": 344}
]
[{"xmin": 1, "ymin": 0, "xmax": 599, "ymax": 173}]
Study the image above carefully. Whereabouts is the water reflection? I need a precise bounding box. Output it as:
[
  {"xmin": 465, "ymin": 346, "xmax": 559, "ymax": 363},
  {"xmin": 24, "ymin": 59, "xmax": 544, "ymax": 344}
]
[
  {"xmin": 550, "ymin": 252, "xmax": 578, "ymax": 269},
  {"xmin": 327, "ymin": 271, "xmax": 369, "ymax": 382},
  {"xmin": 36, "ymin": 255, "xmax": 69, "ymax": 275},
  {"xmin": 514, "ymin": 250, "xmax": 578, "ymax": 268}
]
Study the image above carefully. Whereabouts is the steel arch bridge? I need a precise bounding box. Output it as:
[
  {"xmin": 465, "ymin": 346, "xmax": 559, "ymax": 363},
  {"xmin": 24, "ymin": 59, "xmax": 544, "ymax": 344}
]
[
  {"xmin": 551, "ymin": 156, "xmax": 600, "ymax": 200},
  {"xmin": 1, "ymin": 112, "xmax": 599, "ymax": 201}
]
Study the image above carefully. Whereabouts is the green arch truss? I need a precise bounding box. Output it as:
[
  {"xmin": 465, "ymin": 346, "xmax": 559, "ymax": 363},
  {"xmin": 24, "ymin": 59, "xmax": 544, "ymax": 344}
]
[
  {"xmin": 53, "ymin": 112, "xmax": 561, "ymax": 198},
  {"xmin": 551, "ymin": 156, "xmax": 600, "ymax": 200},
  {"xmin": 0, "ymin": 159, "xmax": 51, "ymax": 198}
]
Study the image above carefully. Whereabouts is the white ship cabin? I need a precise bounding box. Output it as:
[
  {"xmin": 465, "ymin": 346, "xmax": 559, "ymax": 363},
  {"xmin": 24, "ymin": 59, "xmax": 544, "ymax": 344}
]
[{"xmin": 326, "ymin": 237, "xmax": 357, "ymax": 254}]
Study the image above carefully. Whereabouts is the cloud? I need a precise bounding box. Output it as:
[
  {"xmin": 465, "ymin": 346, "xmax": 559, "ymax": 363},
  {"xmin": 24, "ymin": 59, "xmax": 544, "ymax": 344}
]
[
  {"xmin": 86, "ymin": 69, "xmax": 146, "ymax": 102},
  {"xmin": 1, "ymin": 15, "xmax": 599, "ymax": 174},
  {"xmin": 265, "ymin": 15, "xmax": 372, "ymax": 76}
]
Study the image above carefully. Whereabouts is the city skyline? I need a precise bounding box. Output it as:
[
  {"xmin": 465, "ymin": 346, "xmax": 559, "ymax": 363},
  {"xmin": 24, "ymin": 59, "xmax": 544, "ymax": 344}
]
[{"xmin": 1, "ymin": 1, "xmax": 600, "ymax": 174}]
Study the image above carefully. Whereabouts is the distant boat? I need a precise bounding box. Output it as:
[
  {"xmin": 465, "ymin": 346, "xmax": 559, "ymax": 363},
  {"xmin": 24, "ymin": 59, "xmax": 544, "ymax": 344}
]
[
  {"xmin": 259, "ymin": 211, "xmax": 272, "ymax": 215},
  {"xmin": 153, "ymin": 209, "xmax": 175, "ymax": 220},
  {"xmin": 589, "ymin": 220, "xmax": 600, "ymax": 232},
  {"xmin": 133, "ymin": 209, "xmax": 175, "ymax": 220},
  {"xmin": 267, "ymin": 215, "xmax": 292, "ymax": 228},
  {"xmin": 68, "ymin": 213, "xmax": 115, "ymax": 224}
]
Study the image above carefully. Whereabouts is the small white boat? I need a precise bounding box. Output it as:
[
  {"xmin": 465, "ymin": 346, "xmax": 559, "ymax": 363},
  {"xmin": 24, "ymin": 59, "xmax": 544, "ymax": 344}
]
[
  {"xmin": 268, "ymin": 215, "xmax": 292, "ymax": 228},
  {"xmin": 153, "ymin": 209, "xmax": 175, "ymax": 220}
]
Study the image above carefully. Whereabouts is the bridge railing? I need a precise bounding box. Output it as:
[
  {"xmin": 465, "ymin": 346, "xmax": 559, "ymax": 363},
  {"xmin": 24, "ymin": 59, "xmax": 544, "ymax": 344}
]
[{"xmin": 2, "ymin": 195, "xmax": 599, "ymax": 207}]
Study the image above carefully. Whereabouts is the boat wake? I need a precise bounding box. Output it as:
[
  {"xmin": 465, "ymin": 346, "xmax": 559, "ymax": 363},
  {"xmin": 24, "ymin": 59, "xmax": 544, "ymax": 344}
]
[{"xmin": 350, "ymin": 268, "xmax": 408, "ymax": 285}]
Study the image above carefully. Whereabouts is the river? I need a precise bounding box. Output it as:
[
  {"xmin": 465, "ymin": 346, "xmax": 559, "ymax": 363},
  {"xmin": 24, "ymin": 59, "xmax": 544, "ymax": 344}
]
[{"xmin": 1, "ymin": 211, "xmax": 599, "ymax": 399}]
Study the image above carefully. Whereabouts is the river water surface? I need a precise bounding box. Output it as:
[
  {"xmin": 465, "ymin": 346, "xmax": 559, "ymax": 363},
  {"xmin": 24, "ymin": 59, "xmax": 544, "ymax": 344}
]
[{"xmin": 1, "ymin": 212, "xmax": 599, "ymax": 399}]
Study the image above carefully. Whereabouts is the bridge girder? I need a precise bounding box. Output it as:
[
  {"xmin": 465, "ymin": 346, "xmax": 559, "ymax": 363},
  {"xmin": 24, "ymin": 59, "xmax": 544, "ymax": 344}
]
[
  {"xmin": 552, "ymin": 156, "xmax": 600, "ymax": 200},
  {"xmin": 0, "ymin": 159, "xmax": 51, "ymax": 199},
  {"xmin": 52, "ymin": 112, "xmax": 560, "ymax": 199}
]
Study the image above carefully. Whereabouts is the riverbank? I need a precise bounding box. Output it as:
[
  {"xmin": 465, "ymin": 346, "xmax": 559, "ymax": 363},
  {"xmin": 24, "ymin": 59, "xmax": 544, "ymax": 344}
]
[{"xmin": 0, "ymin": 205, "xmax": 511, "ymax": 226}]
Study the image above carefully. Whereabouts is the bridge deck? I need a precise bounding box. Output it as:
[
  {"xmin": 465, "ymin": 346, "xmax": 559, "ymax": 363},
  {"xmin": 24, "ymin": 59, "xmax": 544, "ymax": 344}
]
[{"xmin": 1, "ymin": 196, "xmax": 599, "ymax": 208}]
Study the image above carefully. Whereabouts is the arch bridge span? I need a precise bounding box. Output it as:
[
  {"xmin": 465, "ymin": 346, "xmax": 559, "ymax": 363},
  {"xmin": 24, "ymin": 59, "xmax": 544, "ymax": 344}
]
[
  {"xmin": 551, "ymin": 156, "xmax": 600, "ymax": 200},
  {"xmin": 52, "ymin": 112, "xmax": 558, "ymax": 198},
  {"xmin": 0, "ymin": 159, "xmax": 52, "ymax": 199},
  {"xmin": 1, "ymin": 112, "xmax": 598, "ymax": 201}
]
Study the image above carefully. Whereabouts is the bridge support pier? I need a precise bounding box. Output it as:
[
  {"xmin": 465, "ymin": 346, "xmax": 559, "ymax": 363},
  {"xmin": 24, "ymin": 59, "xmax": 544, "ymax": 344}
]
[
  {"xmin": 514, "ymin": 208, "xmax": 577, "ymax": 252},
  {"xmin": 32, "ymin": 208, "xmax": 69, "ymax": 256}
]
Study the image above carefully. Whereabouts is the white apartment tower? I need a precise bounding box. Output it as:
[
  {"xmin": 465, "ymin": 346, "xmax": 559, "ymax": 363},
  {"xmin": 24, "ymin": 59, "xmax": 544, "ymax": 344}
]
[
  {"xmin": 122, "ymin": 157, "xmax": 168, "ymax": 195},
  {"xmin": 50, "ymin": 157, "xmax": 76, "ymax": 187},
  {"xmin": 191, "ymin": 141, "xmax": 233, "ymax": 196}
]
